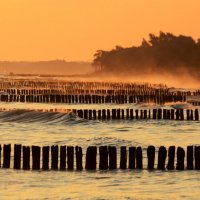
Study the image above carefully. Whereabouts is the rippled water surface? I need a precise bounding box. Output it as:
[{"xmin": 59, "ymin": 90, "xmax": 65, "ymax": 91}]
[{"xmin": 0, "ymin": 102, "xmax": 200, "ymax": 200}]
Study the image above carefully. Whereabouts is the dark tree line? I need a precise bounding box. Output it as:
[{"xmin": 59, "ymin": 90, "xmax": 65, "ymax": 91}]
[{"xmin": 92, "ymin": 32, "xmax": 200, "ymax": 76}]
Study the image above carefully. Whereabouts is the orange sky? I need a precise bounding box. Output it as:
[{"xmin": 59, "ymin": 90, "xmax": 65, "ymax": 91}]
[{"xmin": 0, "ymin": 0, "xmax": 199, "ymax": 61}]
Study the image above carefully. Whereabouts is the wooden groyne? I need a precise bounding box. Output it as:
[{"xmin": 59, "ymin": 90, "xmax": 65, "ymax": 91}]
[
  {"xmin": 0, "ymin": 144, "xmax": 200, "ymax": 171},
  {"xmin": 0, "ymin": 80, "xmax": 200, "ymax": 105},
  {"xmin": 75, "ymin": 108, "xmax": 200, "ymax": 121}
]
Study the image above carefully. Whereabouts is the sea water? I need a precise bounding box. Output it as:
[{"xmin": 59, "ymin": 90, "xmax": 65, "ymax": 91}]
[{"xmin": 0, "ymin": 102, "xmax": 200, "ymax": 200}]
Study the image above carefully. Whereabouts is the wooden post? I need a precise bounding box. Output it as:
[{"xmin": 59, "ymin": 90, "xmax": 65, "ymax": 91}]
[
  {"xmin": 187, "ymin": 146, "xmax": 193, "ymax": 170},
  {"xmin": 126, "ymin": 109, "xmax": 129, "ymax": 120},
  {"xmin": 157, "ymin": 146, "xmax": 167, "ymax": 170},
  {"xmin": 121, "ymin": 109, "xmax": 124, "ymax": 119},
  {"xmin": 190, "ymin": 110, "xmax": 194, "ymax": 120},
  {"xmin": 107, "ymin": 109, "xmax": 110, "ymax": 120},
  {"xmin": 130, "ymin": 109, "xmax": 133, "ymax": 120},
  {"xmin": 153, "ymin": 109, "xmax": 157, "ymax": 119},
  {"xmin": 176, "ymin": 109, "xmax": 180, "ymax": 120},
  {"xmin": 98, "ymin": 110, "xmax": 102, "ymax": 120},
  {"xmin": 99, "ymin": 146, "xmax": 108, "ymax": 170},
  {"xmin": 75, "ymin": 146, "xmax": 83, "ymax": 170},
  {"xmin": 32, "ymin": 146, "xmax": 40, "ymax": 170},
  {"xmin": 144, "ymin": 110, "xmax": 147, "ymax": 119},
  {"xmin": 3, "ymin": 144, "xmax": 11, "ymax": 168},
  {"xmin": 167, "ymin": 110, "xmax": 170, "ymax": 120},
  {"xmin": 108, "ymin": 146, "xmax": 117, "ymax": 169},
  {"xmin": 195, "ymin": 109, "xmax": 199, "ymax": 121},
  {"xmin": 102, "ymin": 109, "xmax": 106, "ymax": 120},
  {"xmin": 84, "ymin": 109, "xmax": 88, "ymax": 119},
  {"xmin": 117, "ymin": 109, "xmax": 120, "ymax": 119},
  {"xmin": 187, "ymin": 109, "xmax": 190, "ymax": 120},
  {"xmin": 67, "ymin": 146, "xmax": 74, "ymax": 170},
  {"xmin": 136, "ymin": 147, "xmax": 143, "ymax": 169},
  {"xmin": 112, "ymin": 109, "xmax": 116, "ymax": 120},
  {"xmin": 158, "ymin": 109, "xmax": 162, "ymax": 119},
  {"xmin": 120, "ymin": 146, "xmax": 127, "ymax": 169},
  {"xmin": 163, "ymin": 109, "xmax": 167, "ymax": 119},
  {"xmin": 148, "ymin": 109, "xmax": 151, "ymax": 119},
  {"xmin": 93, "ymin": 110, "xmax": 96, "ymax": 120},
  {"xmin": 14, "ymin": 144, "xmax": 21, "ymax": 169},
  {"xmin": 42, "ymin": 146, "xmax": 49, "ymax": 170},
  {"xmin": 135, "ymin": 109, "xmax": 139, "ymax": 119},
  {"xmin": 85, "ymin": 146, "xmax": 97, "ymax": 170},
  {"xmin": 60, "ymin": 145, "xmax": 66, "ymax": 170},
  {"xmin": 171, "ymin": 109, "xmax": 175, "ymax": 120},
  {"xmin": 23, "ymin": 146, "xmax": 30, "ymax": 170},
  {"xmin": 176, "ymin": 147, "xmax": 185, "ymax": 170},
  {"xmin": 167, "ymin": 146, "xmax": 175, "ymax": 170},
  {"xmin": 195, "ymin": 146, "xmax": 200, "ymax": 170},
  {"xmin": 129, "ymin": 147, "xmax": 136, "ymax": 169},
  {"xmin": 147, "ymin": 145, "xmax": 155, "ymax": 169},
  {"xmin": 180, "ymin": 109, "xmax": 184, "ymax": 120},
  {"xmin": 51, "ymin": 145, "xmax": 58, "ymax": 170},
  {"xmin": 89, "ymin": 110, "xmax": 92, "ymax": 120}
]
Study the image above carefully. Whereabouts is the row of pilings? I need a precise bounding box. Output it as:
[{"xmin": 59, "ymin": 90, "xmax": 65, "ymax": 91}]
[
  {"xmin": 75, "ymin": 109, "xmax": 200, "ymax": 121},
  {"xmin": 0, "ymin": 144, "xmax": 200, "ymax": 171},
  {"xmin": 1, "ymin": 94, "xmax": 198, "ymax": 105}
]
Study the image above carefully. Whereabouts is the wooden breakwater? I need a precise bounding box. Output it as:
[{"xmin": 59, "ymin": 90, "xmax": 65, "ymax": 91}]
[
  {"xmin": 0, "ymin": 144, "xmax": 200, "ymax": 171},
  {"xmin": 75, "ymin": 108, "xmax": 200, "ymax": 121},
  {"xmin": 0, "ymin": 80, "xmax": 200, "ymax": 105}
]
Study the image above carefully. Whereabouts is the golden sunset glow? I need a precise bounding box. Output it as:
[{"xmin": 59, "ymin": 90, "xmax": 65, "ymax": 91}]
[{"xmin": 0, "ymin": 0, "xmax": 199, "ymax": 61}]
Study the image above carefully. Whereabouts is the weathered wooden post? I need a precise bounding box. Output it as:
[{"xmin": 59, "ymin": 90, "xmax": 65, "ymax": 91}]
[
  {"xmin": 157, "ymin": 146, "xmax": 167, "ymax": 170},
  {"xmin": 153, "ymin": 109, "xmax": 157, "ymax": 119},
  {"xmin": 89, "ymin": 110, "xmax": 92, "ymax": 120},
  {"xmin": 102, "ymin": 109, "xmax": 106, "ymax": 120},
  {"xmin": 129, "ymin": 147, "xmax": 136, "ymax": 169},
  {"xmin": 51, "ymin": 145, "xmax": 58, "ymax": 170},
  {"xmin": 158, "ymin": 109, "xmax": 162, "ymax": 119},
  {"xmin": 23, "ymin": 146, "xmax": 30, "ymax": 170},
  {"xmin": 60, "ymin": 145, "xmax": 66, "ymax": 170},
  {"xmin": 147, "ymin": 145, "xmax": 155, "ymax": 169},
  {"xmin": 107, "ymin": 109, "xmax": 110, "ymax": 120},
  {"xmin": 195, "ymin": 109, "xmax": 199, "ymax": 121},
  {"xmin": 120, "ymin": 146, "xmax": 127, "ymax": 169},
  {"xmin": 93, "ymin": 110, "xmax": 97, "ymax": 120},
  {"xmin": 136, "ymin": 147, "xmax": 143, "ymax": 169},
  {"xmin": 3, "ymin": 144, "xmax": 11, "ymax": 168},
  {"xmin": 135, "ymin": 109, "xmax": 139, "ymax": 119},
  {"xmin": 75, "ymin": 146, "xmax": 83, "ymax": 170},
  {"xmin": 126, "ymin": 109, "xmax": 129, "ymax": 120},
  {"xmin": 195, "ymin": 146, "xmax": 200, "ymax": 170},
  {"xmin": 85, "ymin": 146, "xmax": 97, "ymax": 170},
  {"xmin": 117, "ymin": 109, "xmax": 120, "ymax": 119},
  {"xmin": 99, "ymin": 146, "xmax": 108, "ymax": 170},
  {"xmin": 84, "ymin": 109, "xmax": 88, "ymax": 119},
  {"xmin": 67, "ymin": 146, "xmax": 74, "ymax": 170},
  {"xmin": 187, "ymin": 146, "xmax": 193, "ymax": 170},
  {"xmin": 180, "ymin": 109, "xmax": 184, "ymax": 120},
  {"xmin": 171, "ymin": 109, "xmax": 175, "ymax": 120},
  {"xmin": 42, "ymin": 146, "xmax": 49, "ymax": 170},
  {"xmin": 130, "ymin": 109, "xmax": 133, "ymax": 120},
  {"xmin": 108, "ymin": 146, "xmax": 117, "ymax": 169},
  {"xmin": 176, "ymin": 147, "xmax": 185, "ymax": 170},
  {"xmin": 32, "ymin": 146, "xmax": 41, "ymax": 170},
  {"xmin": 112, "ymin": 109, "xmax": 116, "ymax": 120},
  {"xmin": 14, "ymin": 144, "xmax": 21, "ymax": 169},
  {"xmin": 167, "ymin": 146, "xmax": 175, "ymax": 170}
]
